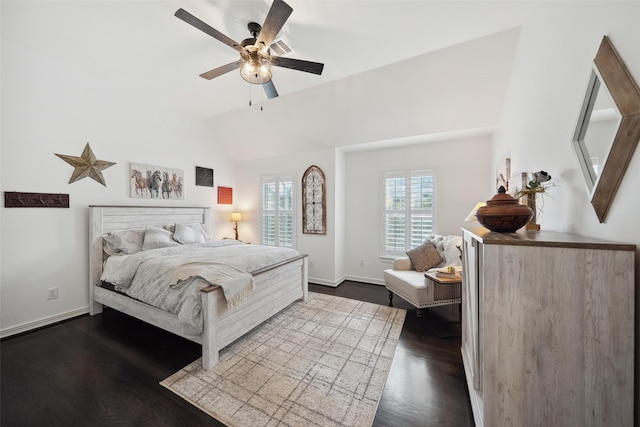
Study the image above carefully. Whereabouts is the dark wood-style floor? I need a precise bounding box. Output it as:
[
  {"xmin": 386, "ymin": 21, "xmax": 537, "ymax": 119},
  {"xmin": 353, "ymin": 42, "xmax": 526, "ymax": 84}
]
[{"xmin": 1, "ymin": 281, "xmax": 473, "ymax": 426}]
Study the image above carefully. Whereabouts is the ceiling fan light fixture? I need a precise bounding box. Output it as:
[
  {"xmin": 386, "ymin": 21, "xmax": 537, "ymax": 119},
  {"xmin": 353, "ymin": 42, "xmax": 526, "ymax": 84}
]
[
  {"xmin": 175, "ymin": 0, "xmax": 323, "ymax": 100},
  {"xmin": 240, "ymin": 49, "xmax": 272, "ymax": 84}
]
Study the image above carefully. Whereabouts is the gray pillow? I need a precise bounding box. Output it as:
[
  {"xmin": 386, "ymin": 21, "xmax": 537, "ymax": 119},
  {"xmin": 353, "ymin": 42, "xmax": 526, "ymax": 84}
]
[
  {"xmin": 142, "ymin": 225, "xmax": 180, "ymax": 250},
  {"xmin": 406, "ymin": 242, "xmax": 443, "ymax": 272},
  {"xmin": 102, "ymin": 229, "xmax": 144, "ymax": 256},
  {"xmin": 173, "ymin": 223, "xmax": 210, "ymax": 245}
]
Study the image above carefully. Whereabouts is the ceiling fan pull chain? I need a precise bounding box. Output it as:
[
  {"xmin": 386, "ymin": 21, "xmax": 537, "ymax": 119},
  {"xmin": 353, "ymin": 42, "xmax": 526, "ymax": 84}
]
[
  {"xmin": 261, "ymin": 85, "xmax": 264, "ymax": 111},
  {"xmin": 249, "ymin": 82, "xmax": 252, "ymax": 107}
]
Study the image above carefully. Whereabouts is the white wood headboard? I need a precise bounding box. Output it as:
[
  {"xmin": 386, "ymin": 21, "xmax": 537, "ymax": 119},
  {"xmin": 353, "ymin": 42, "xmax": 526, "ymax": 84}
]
[{"xmin": 88, "ymin": 205, "xmax": 210, "ymax": 294}]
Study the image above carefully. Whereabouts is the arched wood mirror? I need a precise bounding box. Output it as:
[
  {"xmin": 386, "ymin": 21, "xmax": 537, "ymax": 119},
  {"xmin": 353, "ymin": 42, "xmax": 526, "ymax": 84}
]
[{"xmin": 572, "ymin": 36, "xmax": 640, "ymax": 222}]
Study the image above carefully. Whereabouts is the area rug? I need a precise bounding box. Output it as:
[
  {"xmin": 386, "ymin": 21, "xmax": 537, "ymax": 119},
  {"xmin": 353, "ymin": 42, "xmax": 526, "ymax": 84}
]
[{"xmin": 161, "ymin": 292, "xmax": 406, "ymax": 427}]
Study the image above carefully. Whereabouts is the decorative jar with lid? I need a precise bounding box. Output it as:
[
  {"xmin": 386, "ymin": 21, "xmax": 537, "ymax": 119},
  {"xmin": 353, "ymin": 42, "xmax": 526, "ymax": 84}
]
[{"xmin": 475, "ymin": 186, "xmax": 533, "ymax": 233}]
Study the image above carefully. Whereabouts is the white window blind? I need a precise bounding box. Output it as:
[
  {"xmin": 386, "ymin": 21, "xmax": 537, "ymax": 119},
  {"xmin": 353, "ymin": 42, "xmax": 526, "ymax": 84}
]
[
  {"xmin": 261, "ymin": 176, "xmax": 295, "ymax": 247},
  {"xmin": 383, "ymin": 171, "xmax": 434, "ymax": 255}
]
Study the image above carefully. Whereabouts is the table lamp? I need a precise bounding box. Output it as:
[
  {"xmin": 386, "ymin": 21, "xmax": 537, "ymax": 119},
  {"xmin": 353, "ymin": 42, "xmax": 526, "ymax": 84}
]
[{"xmin": 230, "ymin": 212, "xmax": 243, "ymax": 240}]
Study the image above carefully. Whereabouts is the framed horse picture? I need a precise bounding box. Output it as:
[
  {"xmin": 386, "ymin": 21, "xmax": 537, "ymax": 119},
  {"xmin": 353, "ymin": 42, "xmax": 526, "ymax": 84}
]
[{"xmin": 130, "ymin": 163, "xmax": 184, "ymax": 200}]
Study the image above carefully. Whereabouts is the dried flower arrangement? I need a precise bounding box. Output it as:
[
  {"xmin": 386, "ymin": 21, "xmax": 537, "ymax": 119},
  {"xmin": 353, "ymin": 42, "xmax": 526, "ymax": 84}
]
[
  {"xmin": 515, "ymin": 171, "xmax": 554, "ymax": 229},
  {"xmin": 516, "ymin": 171, "xmax": 553, "ymax": 198}
]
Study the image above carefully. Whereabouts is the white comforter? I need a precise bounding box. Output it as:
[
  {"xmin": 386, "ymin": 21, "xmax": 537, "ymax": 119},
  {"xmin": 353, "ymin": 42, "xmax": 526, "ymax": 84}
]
[{"xmin": 100, "ymin": 240, "xmax": 301, "ymax": 335}]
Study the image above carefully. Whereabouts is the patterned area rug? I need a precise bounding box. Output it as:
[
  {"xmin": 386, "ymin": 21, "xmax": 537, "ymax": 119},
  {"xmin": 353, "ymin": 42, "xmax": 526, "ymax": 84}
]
[{"xmin": 161, "ymin": 292, "xmax": 406, "ymax": 427}]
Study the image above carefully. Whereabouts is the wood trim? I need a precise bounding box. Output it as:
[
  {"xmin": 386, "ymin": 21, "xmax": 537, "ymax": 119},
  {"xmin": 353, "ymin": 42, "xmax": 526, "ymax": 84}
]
[
  {"xmin": 462, "ymin": 222, "xmax": 636, "ymax": 251},
  {"xmin": 589, "ymin": 36, "xmax": 640, "ymax": 222},
  {"xmin": 595, "ymin": 36, "xmax": 640, "ymax": 116}
]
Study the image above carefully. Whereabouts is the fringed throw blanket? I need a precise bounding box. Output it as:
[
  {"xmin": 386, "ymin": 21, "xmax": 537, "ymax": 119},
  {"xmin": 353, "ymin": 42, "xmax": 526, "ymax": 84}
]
[
  {"xmin": 100, "ymin": 241, "xmax": 300, "ymax": 335},
  {"xmin": 169, "ymin": 262, "xmax": 255, "ymax": 308}
]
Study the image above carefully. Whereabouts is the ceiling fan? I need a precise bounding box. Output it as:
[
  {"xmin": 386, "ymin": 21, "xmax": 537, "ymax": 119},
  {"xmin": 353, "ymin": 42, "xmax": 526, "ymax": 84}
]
[{"xmin": 175, "ymin": 0, "xmax": 324, "ymax": 99}]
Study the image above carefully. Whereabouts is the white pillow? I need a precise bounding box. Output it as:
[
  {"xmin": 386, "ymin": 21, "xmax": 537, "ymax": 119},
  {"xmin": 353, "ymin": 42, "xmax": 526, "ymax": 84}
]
[
  {"xmin": 173, "ymin": 223, "xmax": 210, "ymax": 245},
  {"xmin": 102, "ymin": 229, "xmax": 144, "ymax": 256},
  {"xmin": 142, "ymin": 225, "xmax": 181, "ymax": 250},
  {"xmin": 442, "ymin": 235, "xmax": 463, "ymax": 266}
]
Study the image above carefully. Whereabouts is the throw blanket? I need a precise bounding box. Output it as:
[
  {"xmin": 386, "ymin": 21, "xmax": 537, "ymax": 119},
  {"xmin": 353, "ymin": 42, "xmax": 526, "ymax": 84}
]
[
  {"xmin": 100, "ymin": 241, "xmax": 300, "ymax": 335},
  {"xmin": 169, "ymin": 262, "xmax": 255, "ymax": 308}
]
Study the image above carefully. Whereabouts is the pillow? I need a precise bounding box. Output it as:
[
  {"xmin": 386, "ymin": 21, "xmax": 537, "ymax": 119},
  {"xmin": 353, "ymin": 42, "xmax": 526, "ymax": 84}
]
[
  {"xmin": 173, "ymin": 223, "xmax": 210, "ymax": 245},
  {"xmin": 442, "ymin": 235, "xmax": 463, "ymax": 266},
  {"xmin": 142, "ymin": 225, "xmax": 181, "ymax": 250},
  {"xmin": 102, "ymin": 229, "xmax": 144, "ymax": 256},
  {"xmin": 406, "ymin": 242, "xmax": 443, "ymax": 272}
]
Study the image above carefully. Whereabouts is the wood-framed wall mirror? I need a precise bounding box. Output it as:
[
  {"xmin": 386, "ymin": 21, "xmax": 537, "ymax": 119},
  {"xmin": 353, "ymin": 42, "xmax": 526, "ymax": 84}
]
[
  {"xmin": 572, "ymin": 36, "xmax": 640, "ymax": 222},
  {"xmin": 302, "ymin": 165, "xmax": 326, "ymax": 234}
]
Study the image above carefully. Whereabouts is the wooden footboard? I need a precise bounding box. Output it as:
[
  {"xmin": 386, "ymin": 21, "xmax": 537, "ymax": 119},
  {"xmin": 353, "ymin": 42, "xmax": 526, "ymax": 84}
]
[
  {"xmin": 200, "ymin": 255, "xmax": 308, "ymax": 369},
  {"xmin": 89, "ymin": 206, "xmax": 308, "ymax": 370}
]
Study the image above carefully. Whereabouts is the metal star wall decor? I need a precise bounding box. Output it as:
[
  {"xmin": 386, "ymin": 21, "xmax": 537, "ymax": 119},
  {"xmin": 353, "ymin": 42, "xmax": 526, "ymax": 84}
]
[{"xmin": 55, "ymin": 143, "xmax": 116, "ymax": 186}]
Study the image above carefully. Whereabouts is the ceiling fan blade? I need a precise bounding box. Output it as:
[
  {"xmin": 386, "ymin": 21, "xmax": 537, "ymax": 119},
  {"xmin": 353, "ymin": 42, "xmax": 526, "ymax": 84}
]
[
  {"xmin": 271, "ymin": 57, "xmax": 324, "ymax": 75},
  {"xmin": 199, "ymin": 60, "xmax": 242, "ymax": 80},
  {"xmin": 175, "ymin": 8, "xmax": 244, "ymax": 53},
  {"xmin": 263, "ymin": 80, "xmax": 279, "ymax": 99},
  {"xmin": 256, "ymin": 0, "xmax": 293, "ymax": 50}
]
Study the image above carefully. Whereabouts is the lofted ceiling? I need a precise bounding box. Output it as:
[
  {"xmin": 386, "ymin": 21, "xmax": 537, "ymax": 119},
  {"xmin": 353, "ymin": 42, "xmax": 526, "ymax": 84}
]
[{"xmin": 2, "ymin": 0, "xmax": 532, "ymax": 160}]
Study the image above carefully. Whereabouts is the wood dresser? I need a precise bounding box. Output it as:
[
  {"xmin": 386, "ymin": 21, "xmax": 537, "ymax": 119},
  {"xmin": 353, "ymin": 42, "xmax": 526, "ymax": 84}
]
[{"xmin": 461, "ymin": 222, "xmax": 635, "ymax": 426}]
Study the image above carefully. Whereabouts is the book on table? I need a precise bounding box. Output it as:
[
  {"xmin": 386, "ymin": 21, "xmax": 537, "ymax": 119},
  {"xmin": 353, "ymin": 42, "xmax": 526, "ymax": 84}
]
[{"xmin": 428, "ymin": 266, "xmax": 462, "ymax": 279}]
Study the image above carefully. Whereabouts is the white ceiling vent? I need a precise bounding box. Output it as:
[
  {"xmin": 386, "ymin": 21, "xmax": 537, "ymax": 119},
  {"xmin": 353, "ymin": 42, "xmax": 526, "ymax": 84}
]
[{"xmin": 270, "ymin": 38, "xmax": 294, "ymax": 56}]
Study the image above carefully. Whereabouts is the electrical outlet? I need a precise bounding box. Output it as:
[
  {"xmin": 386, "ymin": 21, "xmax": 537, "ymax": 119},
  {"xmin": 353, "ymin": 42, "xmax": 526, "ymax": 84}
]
[
  {"xmin": 47, "ymin": 287, "xmax": 59, "ymax": 300},
  {"xmin": 360, "ymin": 259, "xmax": 365, "ymax": 267}
]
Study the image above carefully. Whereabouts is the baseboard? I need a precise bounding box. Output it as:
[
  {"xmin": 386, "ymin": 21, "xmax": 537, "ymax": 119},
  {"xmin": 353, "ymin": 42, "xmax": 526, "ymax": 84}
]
[
  {"xmin": 311, "ymin": 276, "xmax": 385, "ymax": 287},
  {"xmin": 344, "ymin": 275, "xmax": 385, "ymax": 286},
  {"xmin": 1, "ymin": 307, "xmax": 89, "ymax": 339},
  {"xmin": 309, "ymin": 276, "xmax": 340, "ymax": 287}
]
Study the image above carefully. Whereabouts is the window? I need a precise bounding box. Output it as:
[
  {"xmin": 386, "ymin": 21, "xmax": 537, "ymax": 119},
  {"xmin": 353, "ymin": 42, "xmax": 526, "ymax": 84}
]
[
  {"xmin": 261, "ymin": 175, "xmax": 295, "ymax": 247},
  {"xmin": 383, "ymin": 171, "xmax": 435, "ymax": 255}
]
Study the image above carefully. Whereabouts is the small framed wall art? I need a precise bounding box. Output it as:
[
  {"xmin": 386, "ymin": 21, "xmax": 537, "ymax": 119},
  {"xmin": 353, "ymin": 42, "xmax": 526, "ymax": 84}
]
[
  {"xmin": 218, "ymin": 186, "xmax": 233, "ymax": 204},
  {"xmin": 195, "ymin": 166, "xmax": 214, "ymax": 187}
]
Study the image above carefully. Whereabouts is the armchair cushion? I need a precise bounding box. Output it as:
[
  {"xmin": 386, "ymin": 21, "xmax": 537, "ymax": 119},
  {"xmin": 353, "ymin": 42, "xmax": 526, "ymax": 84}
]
[{"xmin": 392, "ymin": 256, "xmax": 412, "ymax": 271}]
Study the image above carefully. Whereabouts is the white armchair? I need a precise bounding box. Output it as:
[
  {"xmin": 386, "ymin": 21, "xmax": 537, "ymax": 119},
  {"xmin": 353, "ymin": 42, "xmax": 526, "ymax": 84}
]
[{"xmin": 383, "ymin": 235, "xmax": 462, "ymax": 316}]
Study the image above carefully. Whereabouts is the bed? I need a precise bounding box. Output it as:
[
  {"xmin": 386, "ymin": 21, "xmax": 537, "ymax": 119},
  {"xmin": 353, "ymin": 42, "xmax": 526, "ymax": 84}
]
[{"xmin": 89, "ymin": 206, "xmax": 308, "ymax": 370}]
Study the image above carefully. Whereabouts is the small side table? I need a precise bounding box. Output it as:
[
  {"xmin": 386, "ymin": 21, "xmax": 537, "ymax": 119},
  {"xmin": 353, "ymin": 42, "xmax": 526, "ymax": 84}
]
[
  {"xmin": 423, "ymin": 269, "xmax": 462, "ymax": 337},
  {"xmin": 424, "ymin": 270, "xmax": 462, "ymax": 285}
]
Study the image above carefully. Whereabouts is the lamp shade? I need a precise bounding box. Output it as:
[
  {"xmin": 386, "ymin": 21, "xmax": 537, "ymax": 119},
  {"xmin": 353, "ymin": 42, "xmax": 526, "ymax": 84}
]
[
  {"xmin": 464, "ymin": 202, "xmax": 486, "ymax": 221},
  {"xmin": 230, "ymin": 212, "xmax": 243, "ymax": 222}
]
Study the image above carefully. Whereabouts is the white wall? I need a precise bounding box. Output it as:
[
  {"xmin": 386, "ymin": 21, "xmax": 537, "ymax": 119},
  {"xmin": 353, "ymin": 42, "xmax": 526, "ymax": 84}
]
[
  {"xmin": 344, "ymin": 134, "xmax": 493, "ymax": 284},
  {"xmin": 333, "ymin": 149, "xmax": 346, "ymax": 285},
  {"xmin": 206, "ymin": 27, "xmax": 521, "ymax": 161},
  {"xmin": 235, "ymin": 134, "xmax": 492, "ymax": 287},
  {"xmin": 235, "ymin": 148, "xmax": 341, "ymax": 286},
  {"xmin": 1, "ymin": 38, "xmax": 236, "ymax": 335},
  {"xmin": 490, "ymin": 0, "xmax": 640, "ymax": 409},
  {"xmin": 494, "ymin": 2, "xmax": 640, "ymax": 234}
]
